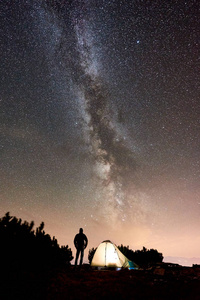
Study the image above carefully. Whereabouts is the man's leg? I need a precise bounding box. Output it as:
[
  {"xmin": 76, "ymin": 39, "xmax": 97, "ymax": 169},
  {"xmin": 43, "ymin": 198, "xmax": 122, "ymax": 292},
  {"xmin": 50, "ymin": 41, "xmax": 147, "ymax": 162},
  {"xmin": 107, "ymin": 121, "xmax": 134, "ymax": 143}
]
[
  {"xmin": 75, "ymin": 249, "xmax": 80, "ymax": 266},
  {"xmin": 80, "ymin": 249, "xmax": 84, "ymax": 265}
]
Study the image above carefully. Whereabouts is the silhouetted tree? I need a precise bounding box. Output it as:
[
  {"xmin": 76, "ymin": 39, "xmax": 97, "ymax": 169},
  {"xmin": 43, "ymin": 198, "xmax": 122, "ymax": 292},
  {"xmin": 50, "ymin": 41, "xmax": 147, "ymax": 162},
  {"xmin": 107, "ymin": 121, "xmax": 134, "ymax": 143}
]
[
  {"xmin": 118, "ymin": 245, "xmax": 163, "ymax": 269},
  {"xmin": 0, "ymin": 212, "xmax": 73, "ymax": 272},
  {"xmin": 88, "ymin": 247, "xmax": 97, "ymax": 264}
]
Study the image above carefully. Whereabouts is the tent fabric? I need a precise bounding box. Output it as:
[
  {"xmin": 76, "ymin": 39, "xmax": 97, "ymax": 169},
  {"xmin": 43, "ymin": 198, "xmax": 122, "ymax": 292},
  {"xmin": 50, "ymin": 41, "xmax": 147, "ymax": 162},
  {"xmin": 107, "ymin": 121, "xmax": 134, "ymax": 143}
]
[{"xmin": 91, "ymin": 240, "xmax": 138, "ymax": 269}]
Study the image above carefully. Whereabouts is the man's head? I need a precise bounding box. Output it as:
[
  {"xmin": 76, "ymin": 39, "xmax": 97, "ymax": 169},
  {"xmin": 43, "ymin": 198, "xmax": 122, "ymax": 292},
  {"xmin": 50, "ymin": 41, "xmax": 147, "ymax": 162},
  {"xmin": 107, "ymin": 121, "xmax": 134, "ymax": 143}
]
[{"xmin": 79, "ymin": 228, "xmax": 83, "ymax": 234}]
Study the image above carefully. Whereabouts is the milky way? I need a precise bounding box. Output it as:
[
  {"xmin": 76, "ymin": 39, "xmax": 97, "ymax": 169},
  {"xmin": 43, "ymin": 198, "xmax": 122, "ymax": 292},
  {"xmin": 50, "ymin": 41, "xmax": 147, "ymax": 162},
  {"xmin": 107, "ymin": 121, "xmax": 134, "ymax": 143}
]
[{"xmin": 69, "ymin": 1, "xmax": 140, "ymax": 226}]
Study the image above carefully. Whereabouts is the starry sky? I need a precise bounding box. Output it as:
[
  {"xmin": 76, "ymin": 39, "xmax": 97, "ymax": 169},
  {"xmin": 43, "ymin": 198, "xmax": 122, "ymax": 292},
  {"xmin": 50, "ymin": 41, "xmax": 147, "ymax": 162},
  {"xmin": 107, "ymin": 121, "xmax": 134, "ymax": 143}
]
[{"xmin": 1, "ymin": 0, "xmax": 200, "ymax": 264}]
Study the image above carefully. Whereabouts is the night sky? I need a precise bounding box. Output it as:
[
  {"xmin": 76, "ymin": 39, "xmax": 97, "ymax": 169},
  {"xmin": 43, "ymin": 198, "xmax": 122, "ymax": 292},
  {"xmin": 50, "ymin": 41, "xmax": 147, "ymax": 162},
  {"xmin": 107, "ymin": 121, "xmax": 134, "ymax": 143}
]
[{"xmin": 1, "ymin": 0, "xmax": 200, "ymax": 264}]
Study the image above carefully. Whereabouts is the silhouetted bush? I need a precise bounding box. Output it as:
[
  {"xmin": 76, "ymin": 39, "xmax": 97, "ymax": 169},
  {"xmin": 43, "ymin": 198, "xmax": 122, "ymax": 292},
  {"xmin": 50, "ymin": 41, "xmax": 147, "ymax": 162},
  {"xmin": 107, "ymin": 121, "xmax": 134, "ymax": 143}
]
[
  {"xmin": 118, "ymin": 245, "xmax": 163, "ymax": 268},
  {"xmin": 88, "ymin": 247, "xmax": 97, "ymax": 264},
  {"xmin": 0, "ymin": 212, "xmax": 73, "ymax": 272}
]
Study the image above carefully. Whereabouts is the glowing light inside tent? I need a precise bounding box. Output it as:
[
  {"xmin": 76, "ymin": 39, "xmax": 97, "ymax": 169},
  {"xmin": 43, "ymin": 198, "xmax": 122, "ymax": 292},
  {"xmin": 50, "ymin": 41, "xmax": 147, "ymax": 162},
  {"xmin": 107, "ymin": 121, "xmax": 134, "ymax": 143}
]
[{"xmin": 105, "ymin": 243, "xmax": 120, "ymax": 267}]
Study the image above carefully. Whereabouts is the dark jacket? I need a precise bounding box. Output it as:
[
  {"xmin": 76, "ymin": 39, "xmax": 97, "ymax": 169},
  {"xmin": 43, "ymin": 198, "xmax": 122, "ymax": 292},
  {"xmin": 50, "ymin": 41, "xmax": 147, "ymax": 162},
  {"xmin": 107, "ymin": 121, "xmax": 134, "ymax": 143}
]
[{"xmin": 74, "ymin": 233, "xmax": 88, "ymax": 249}]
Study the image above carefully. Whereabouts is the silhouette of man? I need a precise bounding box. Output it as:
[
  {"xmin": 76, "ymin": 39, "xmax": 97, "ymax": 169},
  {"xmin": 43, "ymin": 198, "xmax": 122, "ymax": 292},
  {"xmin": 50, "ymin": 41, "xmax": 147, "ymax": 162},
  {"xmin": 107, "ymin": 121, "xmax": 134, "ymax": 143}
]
[{"xmin": 74, "ymin": 228, "xmax": 88, "ymax": 266}]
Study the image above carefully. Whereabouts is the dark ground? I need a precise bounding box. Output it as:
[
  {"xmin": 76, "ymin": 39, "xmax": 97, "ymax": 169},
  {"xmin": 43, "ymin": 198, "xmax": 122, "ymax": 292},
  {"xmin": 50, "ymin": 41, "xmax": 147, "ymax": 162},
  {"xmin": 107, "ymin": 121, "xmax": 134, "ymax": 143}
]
[{"xmin": 1, "ymin": 265, "xmax": 200, "ymax": 300}]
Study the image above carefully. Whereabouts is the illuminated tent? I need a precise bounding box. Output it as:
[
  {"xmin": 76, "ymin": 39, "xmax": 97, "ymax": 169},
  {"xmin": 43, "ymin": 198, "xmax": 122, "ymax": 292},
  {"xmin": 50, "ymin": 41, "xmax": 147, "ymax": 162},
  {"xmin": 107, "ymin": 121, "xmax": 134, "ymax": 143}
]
[{"xmin": 91, "ymin": 240, "xmax": 138, "ymax": 269}]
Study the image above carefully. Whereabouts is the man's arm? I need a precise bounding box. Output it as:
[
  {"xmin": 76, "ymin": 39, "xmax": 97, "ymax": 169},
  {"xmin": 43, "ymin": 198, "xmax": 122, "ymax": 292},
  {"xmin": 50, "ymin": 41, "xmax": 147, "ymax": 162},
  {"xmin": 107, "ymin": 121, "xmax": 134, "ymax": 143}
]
[
  {"xmin": 84, "ymin": 235, "xmax": 88, "ymax": 248},
  {"xmin": 74, "ymin": 235, "xmax": 78, "ymax": 248}
]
